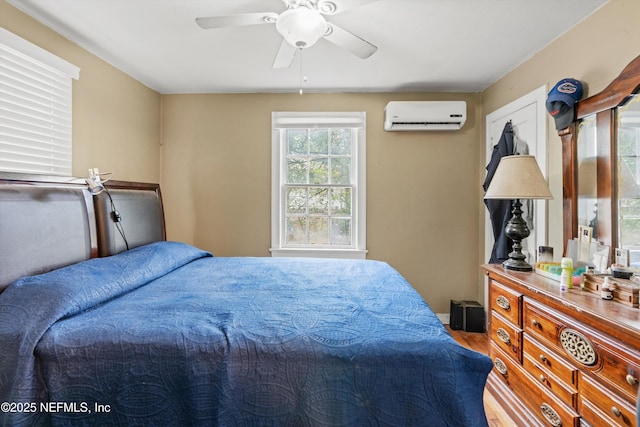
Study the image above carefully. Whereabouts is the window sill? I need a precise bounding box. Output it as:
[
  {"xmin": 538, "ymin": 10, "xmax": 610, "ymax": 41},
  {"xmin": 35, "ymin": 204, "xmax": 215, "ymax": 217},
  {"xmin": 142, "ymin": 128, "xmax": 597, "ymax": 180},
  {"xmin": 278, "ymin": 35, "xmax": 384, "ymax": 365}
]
[{"xmin": 269, "ymin": 248, "xmax": 368, "ymax": 260}]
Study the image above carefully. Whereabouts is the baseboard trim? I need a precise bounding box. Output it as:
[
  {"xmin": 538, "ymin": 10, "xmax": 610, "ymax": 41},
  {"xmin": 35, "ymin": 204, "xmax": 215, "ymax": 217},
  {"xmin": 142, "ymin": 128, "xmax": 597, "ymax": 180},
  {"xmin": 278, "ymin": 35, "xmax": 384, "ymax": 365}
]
[{"xmin": 436, "ymin": 313, "xmax": 450, "ymax": 324}]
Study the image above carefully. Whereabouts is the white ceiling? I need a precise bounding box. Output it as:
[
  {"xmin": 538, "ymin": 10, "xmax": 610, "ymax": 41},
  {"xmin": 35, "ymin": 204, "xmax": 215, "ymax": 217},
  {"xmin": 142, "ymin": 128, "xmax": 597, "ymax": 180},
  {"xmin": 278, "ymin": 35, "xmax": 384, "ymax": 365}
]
[{"xmin": 7, "ymin": 0, "xmax": 608, "ymax": 94}]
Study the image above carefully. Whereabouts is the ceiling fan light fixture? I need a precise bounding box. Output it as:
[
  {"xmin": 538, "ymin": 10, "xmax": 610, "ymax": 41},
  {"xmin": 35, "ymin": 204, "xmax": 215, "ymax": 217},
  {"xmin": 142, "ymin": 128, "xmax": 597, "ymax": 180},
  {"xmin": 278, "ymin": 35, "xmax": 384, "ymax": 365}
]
[{"xmin": 276, "ymin": 7, "xmax": 327, "ymax": 48}]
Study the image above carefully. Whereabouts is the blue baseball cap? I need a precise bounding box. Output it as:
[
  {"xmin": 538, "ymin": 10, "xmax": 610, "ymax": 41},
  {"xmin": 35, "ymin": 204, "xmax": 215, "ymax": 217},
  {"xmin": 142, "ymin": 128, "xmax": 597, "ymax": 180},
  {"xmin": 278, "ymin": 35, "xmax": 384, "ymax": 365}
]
[{"xmin": 546, "ymin": 78, "xmax": 583, "ymax": 130}]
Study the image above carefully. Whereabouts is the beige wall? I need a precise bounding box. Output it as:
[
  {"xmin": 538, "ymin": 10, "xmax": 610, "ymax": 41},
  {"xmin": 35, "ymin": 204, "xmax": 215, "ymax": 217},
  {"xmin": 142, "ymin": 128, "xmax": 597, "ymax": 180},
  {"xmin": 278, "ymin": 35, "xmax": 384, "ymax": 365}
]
[
  {"xmin": 1, "ymin": 2, "xmax": 161, "ymax": 182},
  {"xmin": 480, "ymin": 0, "xmax": 640, "ymax": 298},
  {"xmin": 161, "ymin": 93, "xmax": 483, "ymax": 312}
]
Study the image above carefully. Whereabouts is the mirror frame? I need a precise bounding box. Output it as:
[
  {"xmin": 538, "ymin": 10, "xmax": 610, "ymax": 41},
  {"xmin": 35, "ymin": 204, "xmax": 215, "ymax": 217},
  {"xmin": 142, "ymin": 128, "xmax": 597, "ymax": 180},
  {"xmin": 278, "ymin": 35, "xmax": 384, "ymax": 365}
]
[{"xmin": 561, "ymin": 54, "xmax": 640, "ymax": 255}]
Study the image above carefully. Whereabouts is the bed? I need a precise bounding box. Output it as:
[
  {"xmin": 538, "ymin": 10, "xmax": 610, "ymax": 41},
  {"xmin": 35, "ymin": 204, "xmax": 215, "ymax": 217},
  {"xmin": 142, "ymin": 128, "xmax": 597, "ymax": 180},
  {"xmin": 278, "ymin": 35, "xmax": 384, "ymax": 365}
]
[{"xmin": 0, "ymin": 173, "xmax": 492, "ymax": 426}]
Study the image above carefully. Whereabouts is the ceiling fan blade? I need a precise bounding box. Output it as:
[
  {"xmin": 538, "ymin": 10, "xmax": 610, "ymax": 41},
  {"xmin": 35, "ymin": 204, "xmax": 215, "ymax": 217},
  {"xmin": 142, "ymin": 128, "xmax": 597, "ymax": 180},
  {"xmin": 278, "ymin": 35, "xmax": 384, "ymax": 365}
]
[
  {"xmin": 323, "ymin": 23, "xmax": 377, "ymax": 59},
  {"xmin": 318, "ymin": 0, "xmax": 381, "ymax": 15},
  {"xmin": 273, "ymin": 39, "xmax": 298, "ymax": 69},
  {"xmin": 196, "ymin": 12, "xmax": 278, "ymax": 29}
]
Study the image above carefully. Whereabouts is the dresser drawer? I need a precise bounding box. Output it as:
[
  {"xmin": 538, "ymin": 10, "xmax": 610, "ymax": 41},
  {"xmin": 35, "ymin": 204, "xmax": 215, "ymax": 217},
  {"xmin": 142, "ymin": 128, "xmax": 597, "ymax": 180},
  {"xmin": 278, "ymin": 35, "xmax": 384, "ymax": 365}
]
[
  {"xmin": 523, "ymin": 352, "xmax": 578, "ymax": 409},
  {"xmin": 490, "ymin": 342, "xmax": 523, "ymax": 387},
  {"xmin": 595, "ymin": 339, "xmax": 640, "ymax": 403},
  {"xmin": 491, "ymin": 311, "xmax": 522, "ymax": 362},
  {"xmin": 525, "ymin": 299, "xmax": 601, "ymax": 371},
  {"xmin": 580, "ymin": 375, "xmax": 636, "ymax": 427},
  {"xmin": 490, "ymin": 280, "xmax": 522, "ymax": 326},
  {"xmin": 491, "ymin": 343, "xmax": 580, "ymax": 427},
  {"xmin": 524, "ymin": 335, "xmax": 578, "ymax": 388},
  {"xmin": 523, "ymin": 299, "xmax": 564, "ymax": 349}
]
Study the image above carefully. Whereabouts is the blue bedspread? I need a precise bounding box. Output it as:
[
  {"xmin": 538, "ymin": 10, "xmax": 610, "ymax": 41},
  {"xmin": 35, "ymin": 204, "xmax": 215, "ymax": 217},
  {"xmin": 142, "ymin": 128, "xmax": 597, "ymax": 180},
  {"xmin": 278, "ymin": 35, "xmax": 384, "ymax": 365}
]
[{"xmin": 0, "ymin": 242, "xmax": 492, "ymax": 426}]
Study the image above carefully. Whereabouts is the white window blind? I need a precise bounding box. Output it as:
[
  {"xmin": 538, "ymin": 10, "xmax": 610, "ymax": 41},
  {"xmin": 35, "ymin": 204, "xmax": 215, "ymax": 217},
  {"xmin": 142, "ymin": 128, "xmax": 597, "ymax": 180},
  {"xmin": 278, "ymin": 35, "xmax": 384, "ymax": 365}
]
[{"xmin": 0, "ymin": 28, "xmax": 80, "ymax": 176}]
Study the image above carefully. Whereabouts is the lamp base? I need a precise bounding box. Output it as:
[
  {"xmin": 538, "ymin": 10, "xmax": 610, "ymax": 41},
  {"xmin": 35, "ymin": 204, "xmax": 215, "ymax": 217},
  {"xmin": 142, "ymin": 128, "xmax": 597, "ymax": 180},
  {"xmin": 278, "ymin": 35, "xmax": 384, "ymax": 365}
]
[
  {"xmin": 503, "ymin": 199, "xmax": 533, "ymax": 272},
  {"xmin": 503, "ymin": 258, "xmax": 533, "ymax": 272}
]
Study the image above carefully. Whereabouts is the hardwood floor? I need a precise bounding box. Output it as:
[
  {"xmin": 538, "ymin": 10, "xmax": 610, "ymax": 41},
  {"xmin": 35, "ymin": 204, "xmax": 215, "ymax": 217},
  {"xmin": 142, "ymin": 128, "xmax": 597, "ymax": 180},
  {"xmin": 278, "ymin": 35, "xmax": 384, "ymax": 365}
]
[{"xmin": 446, "ymin": 326, "xmax": 518, "ymax": 426}]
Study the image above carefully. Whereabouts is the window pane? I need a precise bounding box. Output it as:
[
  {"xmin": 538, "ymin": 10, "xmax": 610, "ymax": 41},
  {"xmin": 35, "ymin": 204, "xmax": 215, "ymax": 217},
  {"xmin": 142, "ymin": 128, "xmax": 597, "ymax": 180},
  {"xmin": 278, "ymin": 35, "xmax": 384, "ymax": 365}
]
[
  {"xmin": 309, "ymin": 187, "xmax": 329, "ymax": 214},
  {"xmin": 619, "ymin": 217, "xmax": 640, "ymax": 249},
  {"xmin": 286, "ymin": 187, "xmax": 307, "ymax": 214},
  {"xmin": 331, "ymin": 218, "xmax": 351, "ymax": 245},
  {"xmin": 331, "ymin": 129, "xmax": 351, "ymax": 155},
  {"xmin": 331, "ymin": 188, "xmax": 351, "ymax": 215},
  {"xmin": 309, "ymin": 157, "xmax": 328, "ymax": 184},
  {"xmin": 309, "ymin": 217, "xmax": 329, "ymax": 244},
  {"xmin": 310, "ymin": 129, "xmax": 328, "ymax": 154},
  {"xmin": 287, "ymin": 157, "xmax": 308, "ymax": 184},
  {"xmin": 286, "ymin": 217, "xmax": 308, "ymax": 244},
  {"xmin": 621, "ymin": 157, "xmax": 638, "ymax": 180},
  {"xmin": 619, "ymin": 198, "xmax": 640, "ymax": 248},
  {"xmin": 287, "ymin": 129, "xmax": 307, "ymax": 155},
  {"xmin": 331, "ymin": 157, "xmax": 351, "ymax": 185},
  {"xmin": 618, "ymin": 127, "xmax": 637, "ymax": 156}
]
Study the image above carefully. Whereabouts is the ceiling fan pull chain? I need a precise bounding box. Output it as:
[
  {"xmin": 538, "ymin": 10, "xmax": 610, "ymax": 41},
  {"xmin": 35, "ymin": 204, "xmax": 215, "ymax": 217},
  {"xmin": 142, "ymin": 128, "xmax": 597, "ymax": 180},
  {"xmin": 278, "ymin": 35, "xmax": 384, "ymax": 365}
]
[{"xmin": 299, "ymin": 48, "xmax": 307, "ymax": 95}]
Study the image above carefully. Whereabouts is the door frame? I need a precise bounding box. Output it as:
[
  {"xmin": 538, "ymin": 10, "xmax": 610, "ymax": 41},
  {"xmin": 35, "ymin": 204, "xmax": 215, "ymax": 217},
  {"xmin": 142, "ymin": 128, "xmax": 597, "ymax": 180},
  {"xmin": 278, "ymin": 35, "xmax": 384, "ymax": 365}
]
[{"xmin": 483, "ymin": 85, "xmax": 549, "ymax": 308}]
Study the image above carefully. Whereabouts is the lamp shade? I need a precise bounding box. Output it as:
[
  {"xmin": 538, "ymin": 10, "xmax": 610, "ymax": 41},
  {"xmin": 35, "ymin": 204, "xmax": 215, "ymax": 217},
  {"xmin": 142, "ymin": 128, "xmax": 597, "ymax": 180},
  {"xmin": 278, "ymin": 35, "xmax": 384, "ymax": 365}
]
[
  {"xmin": 276, "ymin": 7, "xmax": 327, "ymax": 48},
  {"xmin": 484, "ymin": 155, "xmax": 553, "ymax": 200}
]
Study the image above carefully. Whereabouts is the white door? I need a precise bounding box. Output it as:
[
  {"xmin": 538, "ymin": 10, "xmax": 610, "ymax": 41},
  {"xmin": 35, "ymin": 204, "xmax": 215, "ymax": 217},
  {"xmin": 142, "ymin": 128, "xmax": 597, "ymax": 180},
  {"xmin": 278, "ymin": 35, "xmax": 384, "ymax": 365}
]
[{"xmin": 484, "ymin": 86, "xmax": 548, "ymax": 305}]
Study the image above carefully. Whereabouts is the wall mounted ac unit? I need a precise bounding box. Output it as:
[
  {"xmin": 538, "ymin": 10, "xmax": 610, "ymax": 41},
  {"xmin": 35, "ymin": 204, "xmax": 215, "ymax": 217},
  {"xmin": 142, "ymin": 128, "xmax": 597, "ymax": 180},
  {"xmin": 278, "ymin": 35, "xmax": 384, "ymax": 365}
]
[{"xmin": 384, "ymin": 101, "xmax": 467, "ymax": 131}]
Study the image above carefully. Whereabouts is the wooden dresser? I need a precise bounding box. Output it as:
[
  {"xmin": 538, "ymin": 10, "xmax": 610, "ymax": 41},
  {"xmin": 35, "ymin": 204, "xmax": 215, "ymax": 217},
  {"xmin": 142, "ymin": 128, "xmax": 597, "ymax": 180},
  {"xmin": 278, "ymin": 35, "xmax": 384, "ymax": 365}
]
[{"xmin": 483, "ymin": 264, "xmax": 640, "ymax": 427}]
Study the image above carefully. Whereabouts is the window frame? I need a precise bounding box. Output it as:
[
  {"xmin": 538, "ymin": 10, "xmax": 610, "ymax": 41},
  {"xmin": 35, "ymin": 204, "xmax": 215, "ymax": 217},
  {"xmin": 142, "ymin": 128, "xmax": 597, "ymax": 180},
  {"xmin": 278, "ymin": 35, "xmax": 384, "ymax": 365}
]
[{"xmin": 271, "ymin": 111, "xmax": 367, "ymax": 259}]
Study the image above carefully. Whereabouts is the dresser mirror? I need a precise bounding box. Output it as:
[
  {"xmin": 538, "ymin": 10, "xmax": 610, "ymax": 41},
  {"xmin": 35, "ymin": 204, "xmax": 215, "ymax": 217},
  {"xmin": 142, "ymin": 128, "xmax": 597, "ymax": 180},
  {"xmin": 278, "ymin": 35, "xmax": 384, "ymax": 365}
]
[
  {"xmin": 562, "ymin": 55, "xmax": 640, "ymax": 264},
  {"xmin": 576, "ymin": 115, "xmax": 598, "ymax": 240},
  {"xmin": 617, "ymin": 94, "xmax": 640, "ymax": 258}
]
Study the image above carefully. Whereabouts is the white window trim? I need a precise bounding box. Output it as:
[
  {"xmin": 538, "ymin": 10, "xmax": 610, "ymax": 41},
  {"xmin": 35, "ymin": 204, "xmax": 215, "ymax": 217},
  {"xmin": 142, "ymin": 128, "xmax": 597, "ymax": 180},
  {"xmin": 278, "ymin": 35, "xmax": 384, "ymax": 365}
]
[
  {"xmin": 0, "ymin": 28, "xmax": 80, "ymax": 79},
  {"xmin": 270, "ymin": 111, "xmax": 367, "ymax": 259}
]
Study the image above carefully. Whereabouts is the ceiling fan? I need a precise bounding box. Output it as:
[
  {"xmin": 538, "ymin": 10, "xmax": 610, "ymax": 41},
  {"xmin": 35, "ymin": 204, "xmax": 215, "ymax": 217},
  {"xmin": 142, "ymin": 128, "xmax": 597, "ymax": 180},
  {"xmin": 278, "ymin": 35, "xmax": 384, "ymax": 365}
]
[{"xmin": 195, "ymin": 0, "xmax": 379, "ymax": 69}]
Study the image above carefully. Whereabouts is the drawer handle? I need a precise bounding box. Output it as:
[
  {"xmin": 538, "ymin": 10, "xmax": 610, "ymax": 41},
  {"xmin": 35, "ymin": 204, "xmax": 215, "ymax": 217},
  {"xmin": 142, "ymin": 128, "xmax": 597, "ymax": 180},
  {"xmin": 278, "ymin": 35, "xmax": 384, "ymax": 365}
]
[
  {"xmin": 540, "ymin": 403, "xmax": 562, "ymax": 427},
  {"xmin": 494, "ymin": 357, "xmax": 508, "ymax": 376},
  {"xmin": 496, "ymin": 327, "xmax": 511, "ymax": 344},
  {"xmin": 532, "ymin": 319, "xmax": 540, "ymax": 327},
  {"xmin": 496, "ymin": 296, "xmax": 511, "ymax": 311},
  {"xmin": 612, "ymin": 406, "xmax": 622, "ymax": 418},
  {"xmin": 539, "ymin": 354, "xmax": 547, "ymax": 363},
  {"xmin": 539, "ymin": 374, "xmax": 547, "ymax": 383},
  {"xmin": 626, "ymin": 374, "xmax": 638, "ymax": 386}
]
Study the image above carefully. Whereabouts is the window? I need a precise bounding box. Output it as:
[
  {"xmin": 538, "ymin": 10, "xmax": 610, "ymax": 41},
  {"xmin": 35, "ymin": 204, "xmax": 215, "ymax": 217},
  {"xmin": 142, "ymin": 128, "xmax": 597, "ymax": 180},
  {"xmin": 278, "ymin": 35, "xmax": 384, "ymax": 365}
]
[
  {"xmin": 271, "ymin": 112, "xmax": 366, "ymax": 259},
  {"xmin": 0, "ymin": 28, "xmax": 79, "ymax": 176}
]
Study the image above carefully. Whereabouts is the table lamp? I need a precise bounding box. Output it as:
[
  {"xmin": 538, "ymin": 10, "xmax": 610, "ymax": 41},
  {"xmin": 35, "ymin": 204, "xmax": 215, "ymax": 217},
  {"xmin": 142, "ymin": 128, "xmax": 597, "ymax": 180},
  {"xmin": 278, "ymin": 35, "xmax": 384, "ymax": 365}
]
[{"xmin": 484, "ymin": 155, "xmax": 553, "ymax": 271}]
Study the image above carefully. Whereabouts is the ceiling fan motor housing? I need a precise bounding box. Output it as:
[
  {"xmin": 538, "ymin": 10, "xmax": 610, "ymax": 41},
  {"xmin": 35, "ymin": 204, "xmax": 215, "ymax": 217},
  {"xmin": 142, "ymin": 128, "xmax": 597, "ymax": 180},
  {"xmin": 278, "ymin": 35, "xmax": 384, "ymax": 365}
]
[{"xmin": 276, "ymin": 7, "xmax": 327, "ymax": 48}]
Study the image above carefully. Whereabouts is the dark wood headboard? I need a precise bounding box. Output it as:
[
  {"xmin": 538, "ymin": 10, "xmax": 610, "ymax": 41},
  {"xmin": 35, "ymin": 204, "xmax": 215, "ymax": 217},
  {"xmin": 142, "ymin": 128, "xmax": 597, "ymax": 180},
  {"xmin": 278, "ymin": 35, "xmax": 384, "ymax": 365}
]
[
  {"xmin": 95, "ymin": 180, "xmax": 166, "ymax": 257},
  {"xmin": 0, "ymin": 172, "xmax": 166, "ymax": 291}
]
